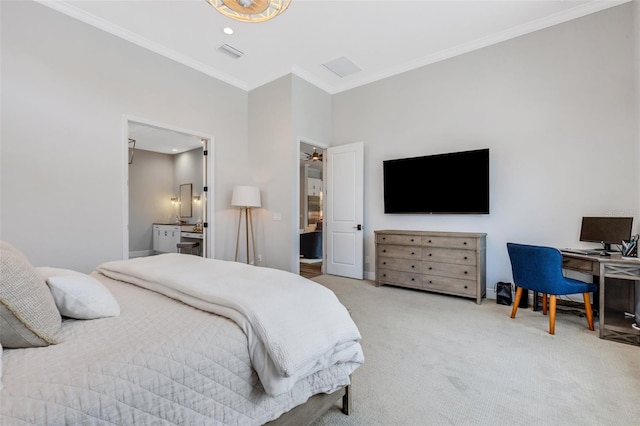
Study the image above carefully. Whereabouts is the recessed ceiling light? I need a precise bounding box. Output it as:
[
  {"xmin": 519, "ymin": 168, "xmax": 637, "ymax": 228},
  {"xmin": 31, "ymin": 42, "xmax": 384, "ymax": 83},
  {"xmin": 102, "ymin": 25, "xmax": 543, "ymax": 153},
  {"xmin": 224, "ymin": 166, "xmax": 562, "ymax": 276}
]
[
  {"xmin": 172, "ymin": 148, "xmax": 178, "ymax": 152},
  {"xmin": 223, "ymin": 27, "xmax": 234, "ymax": 35}
]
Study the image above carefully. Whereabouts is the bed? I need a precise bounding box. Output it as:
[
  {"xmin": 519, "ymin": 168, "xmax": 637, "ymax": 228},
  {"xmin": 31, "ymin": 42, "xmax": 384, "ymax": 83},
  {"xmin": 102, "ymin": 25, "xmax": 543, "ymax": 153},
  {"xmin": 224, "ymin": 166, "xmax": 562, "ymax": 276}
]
[{"xmin": 0, "ymin": 242, "xmax": 364, "ymax": 425}]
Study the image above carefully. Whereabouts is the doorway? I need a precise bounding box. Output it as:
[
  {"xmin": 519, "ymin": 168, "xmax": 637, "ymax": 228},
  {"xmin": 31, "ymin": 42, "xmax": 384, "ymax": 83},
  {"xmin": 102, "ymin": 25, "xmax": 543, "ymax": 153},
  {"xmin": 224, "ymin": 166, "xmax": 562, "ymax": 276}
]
[
  {"xmin": 299, "ymin": 141, "xmax": 326, "ymax": 278},
  {"xmin": 124, "ymin": 118, "xmax": 213, "ymax": 259}
]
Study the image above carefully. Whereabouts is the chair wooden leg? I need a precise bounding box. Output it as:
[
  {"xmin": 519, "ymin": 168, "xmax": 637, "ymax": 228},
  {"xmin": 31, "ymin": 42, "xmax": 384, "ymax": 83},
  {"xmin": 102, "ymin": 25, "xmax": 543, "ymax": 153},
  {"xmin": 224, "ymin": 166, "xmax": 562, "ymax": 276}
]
[
  {"xmin": 583, "ymin": 292, "xmax": 595, "ymax": 331},
  {"xmin": 511, "ymin": 287, "xmax": 523, "ymax": 319},
  {"xmin": 542, "ymin": 293, "xmax": 548, "ymax": 315},
  {"xmin": 549, "ymin": 295, "xmax": 556, "ymax": 335}
]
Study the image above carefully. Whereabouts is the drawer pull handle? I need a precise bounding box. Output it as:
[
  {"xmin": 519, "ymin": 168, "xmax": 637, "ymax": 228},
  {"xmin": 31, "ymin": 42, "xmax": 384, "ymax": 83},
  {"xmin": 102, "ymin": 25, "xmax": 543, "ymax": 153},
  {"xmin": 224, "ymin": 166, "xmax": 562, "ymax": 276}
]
[
  {"xmin": 411, "ymin": 265, "xmax": 415, "ymax": 268},
  {"xmin": 464, "ymin": 285, "xmax": 468, "ymax": 289},
  {"xmin": 383, "ymin": 249, "xmax": 386, "ymax": 253},
  {"xmin": 411, "ymin": 252, "xmax": 415, "ymax": 255},
  {"xmin": 383, "ymin": 274, "xmax": 386, "ymax": 277},
  {"xmin": 464, "ymin": 271, "xmax": 468, "ymax": 274},
  {"xmin": 428, "ymin": 267, "xmax": 432, "ymax": 270},
  {"xmin": 383, "ymin": 262, "xmax": 386, "ymax": 265},
  {"xmin": 463, "ymin": 242, "xmax": 468, "ymax": 245},
  {"xmin": 428, "ymin": 240, "xmax": 432, "ymax": 243},
  {"xmin": 464, "ymin": 256, "xmax": 468, "ymax": 260},
  {"xmin": 411, "ymin": 278, "xmax": 415, "ymax": 281},
  {"xmin": 429, "ymin": 280, "xmax": 433, "ymax": 284},
  {"xmin": 382, "ymin": 237, "xmax": 386, "ymax": 240},
  {"xmin": 411, "ymin": 238, "xmax": 414, "ymax": 242},
  {"xmin": 428, "ymin": 253, "xmax": 432, "ymax": 257}
]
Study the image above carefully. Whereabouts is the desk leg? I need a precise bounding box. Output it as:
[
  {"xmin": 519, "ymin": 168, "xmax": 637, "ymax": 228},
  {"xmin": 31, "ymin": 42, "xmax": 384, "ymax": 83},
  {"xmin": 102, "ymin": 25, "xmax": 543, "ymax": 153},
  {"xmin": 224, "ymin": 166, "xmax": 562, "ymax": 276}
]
[
  {"xmin": 592, "ymin": 275, "xmax": 599, "ymax": 316},
  {"xmin": 533, "ymin": 291, "xmax": 540, "ymax": 311}
]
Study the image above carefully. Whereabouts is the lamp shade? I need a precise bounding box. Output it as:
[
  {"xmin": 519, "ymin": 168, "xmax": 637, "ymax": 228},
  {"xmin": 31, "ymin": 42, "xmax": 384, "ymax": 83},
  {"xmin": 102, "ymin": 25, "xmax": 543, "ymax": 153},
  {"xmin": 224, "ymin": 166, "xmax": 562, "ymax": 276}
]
[{"xmin": 232, "ymin": 185, "xmax": 261, "ymax": 208}]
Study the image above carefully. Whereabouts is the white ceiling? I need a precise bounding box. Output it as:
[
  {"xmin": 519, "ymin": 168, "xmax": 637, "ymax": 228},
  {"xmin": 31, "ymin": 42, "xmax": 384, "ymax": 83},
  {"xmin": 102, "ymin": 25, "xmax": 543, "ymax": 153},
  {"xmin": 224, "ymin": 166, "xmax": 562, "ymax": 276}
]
[
  {"xmin": 39, "ymin": 0, "xmax": 628, "ymax": 95},
  {"xmin": 129, "ymin": 121, "xmax": 205, "ymax": 154}
]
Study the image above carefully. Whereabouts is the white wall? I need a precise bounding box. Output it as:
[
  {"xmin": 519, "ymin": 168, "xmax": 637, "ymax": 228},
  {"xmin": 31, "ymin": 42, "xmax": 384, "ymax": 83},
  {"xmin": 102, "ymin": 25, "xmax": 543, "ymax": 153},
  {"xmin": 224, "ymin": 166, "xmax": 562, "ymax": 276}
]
[
  {"xmin": 174, "ymin": 148, "xmax": 204, "ymax": 224},
  {"xmin": 247, "ymin": 75, "xmax": 331, "ymax": 271},
  {"xmin": 0, "ymin": 1, "xmax": 249, "ymax": 272},
  {"xmin": 635, "ymin": 1, "xmax": 640, "ymax": 223},
  {"xmin": 128, "ymin": 150, "xmax": 174, "ymax": 253},
  {"xmin": 248, "ymin": 76, "xmax": 293, "ymax": 269},
  {"xmin": 332, "ymin": 3, "xmax": 639, "ymax": 290}
]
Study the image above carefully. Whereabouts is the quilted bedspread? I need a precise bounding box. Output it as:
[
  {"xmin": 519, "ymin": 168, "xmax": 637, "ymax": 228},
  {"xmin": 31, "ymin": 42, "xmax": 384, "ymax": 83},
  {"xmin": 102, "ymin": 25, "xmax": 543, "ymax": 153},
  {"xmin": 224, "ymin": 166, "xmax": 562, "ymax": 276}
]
[
  {"xmin": 0, "ymin": 275, "xmax": 359, "ymax": 425},
  {"xmin": 96, "ymin": 254, "xmax": 364, "ymax": 396}
]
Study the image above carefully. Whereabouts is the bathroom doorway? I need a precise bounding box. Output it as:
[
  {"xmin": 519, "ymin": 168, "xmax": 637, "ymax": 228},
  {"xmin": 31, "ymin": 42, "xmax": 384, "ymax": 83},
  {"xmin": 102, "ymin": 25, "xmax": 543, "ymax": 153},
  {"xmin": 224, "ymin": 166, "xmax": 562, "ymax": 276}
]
[{"xmin": 124, "ymin": 118, "xmax": 213, "ymax": 259}]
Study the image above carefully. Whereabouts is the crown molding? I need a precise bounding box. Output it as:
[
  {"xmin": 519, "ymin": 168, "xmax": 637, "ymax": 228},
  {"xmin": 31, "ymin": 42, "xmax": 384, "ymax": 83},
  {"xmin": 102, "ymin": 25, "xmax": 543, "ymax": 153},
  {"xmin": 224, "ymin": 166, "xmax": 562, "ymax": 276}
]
[
  {"xmin": 35, "ymin": 0, "xmax": 249, "ymax": 91},
  {"xmin": 328, "ymin": 0, "xmax": 631, "ymax": 94},
  {"xmin": 35, "ymin": 0, "xmax": 630, "ymax": 96}
]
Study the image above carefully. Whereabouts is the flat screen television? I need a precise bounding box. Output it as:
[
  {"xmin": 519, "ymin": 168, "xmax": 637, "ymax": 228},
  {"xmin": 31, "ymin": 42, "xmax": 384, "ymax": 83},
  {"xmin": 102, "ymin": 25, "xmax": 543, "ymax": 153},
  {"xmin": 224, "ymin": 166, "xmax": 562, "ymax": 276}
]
[
  {"xmin": 579, "ymin": 216, "xmax": 633, "ymax": 251},
  {"xmin": 383, "ymin": 148, "xmax": 489, "ymax": 214}
]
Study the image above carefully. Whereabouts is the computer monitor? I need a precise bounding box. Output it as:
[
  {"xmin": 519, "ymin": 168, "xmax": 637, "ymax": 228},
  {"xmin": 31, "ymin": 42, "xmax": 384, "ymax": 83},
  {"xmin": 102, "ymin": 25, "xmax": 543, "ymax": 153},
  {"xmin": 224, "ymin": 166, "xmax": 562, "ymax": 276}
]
[{"xmin": 579, "ymin": 216, "xmax": 633, "ymax": 251}]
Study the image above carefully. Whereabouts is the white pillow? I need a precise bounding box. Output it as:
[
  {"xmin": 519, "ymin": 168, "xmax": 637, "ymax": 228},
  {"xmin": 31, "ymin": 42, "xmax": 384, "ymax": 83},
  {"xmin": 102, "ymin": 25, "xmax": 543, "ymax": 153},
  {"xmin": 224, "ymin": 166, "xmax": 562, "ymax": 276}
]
[{"xmin": 37, "ymin": 268, "xmax": 120, "ymax": 320}]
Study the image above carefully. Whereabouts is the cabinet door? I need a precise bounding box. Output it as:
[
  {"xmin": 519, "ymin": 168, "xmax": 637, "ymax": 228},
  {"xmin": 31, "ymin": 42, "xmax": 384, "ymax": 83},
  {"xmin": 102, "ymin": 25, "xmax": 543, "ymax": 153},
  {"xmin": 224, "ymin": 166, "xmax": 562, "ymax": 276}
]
[
  {"xmin": 308, "ymin": 178, "xmax": 322, "ymax": 196},
  {"xmin": 155, "ymin": 225, "xmax": 181, "ymax": 253},
  {"xmin": 153, "ymin": 226, "xmax": 162, "ymax": 252}
]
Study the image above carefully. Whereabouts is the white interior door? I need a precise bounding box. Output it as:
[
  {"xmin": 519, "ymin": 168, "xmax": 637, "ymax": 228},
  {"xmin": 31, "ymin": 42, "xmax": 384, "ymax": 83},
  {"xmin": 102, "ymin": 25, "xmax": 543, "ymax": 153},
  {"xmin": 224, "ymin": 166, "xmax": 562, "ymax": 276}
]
[{"xmin": 326, "ymin": 142, "xmax": 364, "ymax": 279}]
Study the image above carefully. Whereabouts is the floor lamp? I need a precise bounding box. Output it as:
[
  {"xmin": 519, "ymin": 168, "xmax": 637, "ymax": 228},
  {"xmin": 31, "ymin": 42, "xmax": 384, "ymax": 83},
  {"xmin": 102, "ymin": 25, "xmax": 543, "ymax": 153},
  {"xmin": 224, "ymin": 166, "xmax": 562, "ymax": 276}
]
[{"xmin": 232, "ymin": 185, "xmax": 261, "ymax": 264}]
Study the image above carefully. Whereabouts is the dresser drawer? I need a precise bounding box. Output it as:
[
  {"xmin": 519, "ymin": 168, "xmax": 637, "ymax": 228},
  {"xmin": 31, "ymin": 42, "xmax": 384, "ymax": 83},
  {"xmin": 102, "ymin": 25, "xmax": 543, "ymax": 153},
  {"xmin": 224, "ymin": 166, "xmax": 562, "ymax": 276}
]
[
  {"xmin": 422, "ymin": 275, "xmax": 476, "ymax": 297},
  {"xmin": 422, "ymin": 236, "xmax": 475, "ymax": 250},
  {"xmin": 377, "ymin": 269, "xmax": 423, "ymax": 289},
  {"xmin": 423, "ymin": 261, "xmax": 476, "ymax": 280},
  {"xmin": 378, "ymin": 244, "xmax": 421, "ymax": 260},
  {"xmin": 422, "ymin": 247, "xmax": 476, "ymax": 265},
  {"xmin": 378, "ymin": 257, "xmax": 421, "ymax": 273},
  {"xmin": 377, "ymin": 234, "xmax": 420, "ymax": 246}
]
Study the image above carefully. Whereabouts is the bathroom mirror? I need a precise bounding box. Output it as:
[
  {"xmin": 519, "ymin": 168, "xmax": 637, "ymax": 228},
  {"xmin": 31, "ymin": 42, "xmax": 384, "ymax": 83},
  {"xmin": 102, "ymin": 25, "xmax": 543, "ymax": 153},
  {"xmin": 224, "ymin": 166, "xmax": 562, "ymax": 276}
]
[{"xmin": 180, "ymin": 183, "xmax": 192, "ymax": 218}]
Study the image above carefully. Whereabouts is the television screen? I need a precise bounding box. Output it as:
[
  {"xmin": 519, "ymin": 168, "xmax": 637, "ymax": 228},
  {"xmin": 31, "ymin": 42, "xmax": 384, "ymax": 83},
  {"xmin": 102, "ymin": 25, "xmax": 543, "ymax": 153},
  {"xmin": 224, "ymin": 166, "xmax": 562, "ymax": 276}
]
[{"xmin": 383, "ymin": 148, "xmax": 489, "ymax": 214}]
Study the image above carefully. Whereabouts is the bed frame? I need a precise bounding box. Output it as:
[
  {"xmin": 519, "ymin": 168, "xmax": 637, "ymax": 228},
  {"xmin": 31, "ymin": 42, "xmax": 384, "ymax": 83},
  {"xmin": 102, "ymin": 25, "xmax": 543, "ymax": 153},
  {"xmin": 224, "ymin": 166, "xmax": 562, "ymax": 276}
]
[{"xmin": 267, "ymin": 384, "xmax": 351, "ymax": 426}]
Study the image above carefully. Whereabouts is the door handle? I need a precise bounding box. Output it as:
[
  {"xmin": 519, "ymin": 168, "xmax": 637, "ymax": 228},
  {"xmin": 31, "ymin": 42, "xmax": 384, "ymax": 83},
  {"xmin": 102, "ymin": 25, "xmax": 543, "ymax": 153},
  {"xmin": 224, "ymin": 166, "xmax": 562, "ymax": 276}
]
[{"xmin": 353, "ymin": 224, "xmax": 362, "ymax": 231}]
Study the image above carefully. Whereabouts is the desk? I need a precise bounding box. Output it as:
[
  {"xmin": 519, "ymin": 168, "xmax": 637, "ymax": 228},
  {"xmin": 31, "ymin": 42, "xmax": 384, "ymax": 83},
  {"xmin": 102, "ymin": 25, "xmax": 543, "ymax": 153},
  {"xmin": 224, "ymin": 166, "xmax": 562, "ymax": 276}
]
[
  {"xmin": 598, "ymin": 258, "xmax": 640, "ymax": 346},
  {"xmin": 558, "ymin": 251, "xmax": 640, "ymax": 346}
]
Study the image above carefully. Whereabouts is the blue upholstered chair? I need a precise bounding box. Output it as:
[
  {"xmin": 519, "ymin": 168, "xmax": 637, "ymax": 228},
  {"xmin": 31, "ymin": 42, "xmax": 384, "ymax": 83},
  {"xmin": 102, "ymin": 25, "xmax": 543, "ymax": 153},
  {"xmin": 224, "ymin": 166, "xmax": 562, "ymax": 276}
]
[{"xmin": 506, "ymin": 242, "xmax": 597, "ymax": 335}]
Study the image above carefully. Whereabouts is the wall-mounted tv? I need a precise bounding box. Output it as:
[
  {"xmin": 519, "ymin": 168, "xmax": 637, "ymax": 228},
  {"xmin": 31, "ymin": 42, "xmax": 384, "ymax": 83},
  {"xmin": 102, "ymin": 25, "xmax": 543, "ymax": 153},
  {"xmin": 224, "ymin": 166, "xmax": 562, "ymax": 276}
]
[{"xmin": 383, "ymin": 148, "xmax": 489, "ymax": 214}]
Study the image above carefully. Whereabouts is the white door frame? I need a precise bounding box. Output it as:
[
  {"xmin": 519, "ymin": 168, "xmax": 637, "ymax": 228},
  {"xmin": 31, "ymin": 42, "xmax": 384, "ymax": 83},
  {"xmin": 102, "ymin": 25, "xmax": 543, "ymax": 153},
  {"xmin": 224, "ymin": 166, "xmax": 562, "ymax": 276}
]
[
  {"xmin": 294, "ymin": 137, "xmax": 329, "ymax": 273},
  {"xmin": 122, "ymin": 115, "xmax": 215, "ymax": 260}
]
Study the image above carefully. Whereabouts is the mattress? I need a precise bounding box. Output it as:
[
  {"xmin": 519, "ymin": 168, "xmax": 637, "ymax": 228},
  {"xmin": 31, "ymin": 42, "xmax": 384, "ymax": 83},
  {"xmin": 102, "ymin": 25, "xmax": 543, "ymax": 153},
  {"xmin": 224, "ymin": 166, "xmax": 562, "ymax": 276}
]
[{"xmin": 0, "ymin": 274, "xmax": 357, "ymax": 425}]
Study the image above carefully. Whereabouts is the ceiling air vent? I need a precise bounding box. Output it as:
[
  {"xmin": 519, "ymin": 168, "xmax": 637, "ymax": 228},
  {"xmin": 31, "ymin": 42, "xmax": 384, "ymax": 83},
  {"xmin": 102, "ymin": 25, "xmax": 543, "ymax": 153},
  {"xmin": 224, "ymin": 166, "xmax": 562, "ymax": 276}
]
[
  {"xmin": 322, "ymin": 56, "xmax": 361, "ymax": 78},
  {"xmin": 218, "ymin": 44, "xmax": 244, "ymax": 59}
]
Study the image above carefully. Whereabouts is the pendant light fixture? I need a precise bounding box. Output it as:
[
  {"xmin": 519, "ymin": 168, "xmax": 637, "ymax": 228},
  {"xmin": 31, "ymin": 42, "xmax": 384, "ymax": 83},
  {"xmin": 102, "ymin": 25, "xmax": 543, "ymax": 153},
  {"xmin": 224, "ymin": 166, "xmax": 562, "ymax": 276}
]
[{"xmin": 205, "ymin": 0, "xmax": 291, "ymax": 23}]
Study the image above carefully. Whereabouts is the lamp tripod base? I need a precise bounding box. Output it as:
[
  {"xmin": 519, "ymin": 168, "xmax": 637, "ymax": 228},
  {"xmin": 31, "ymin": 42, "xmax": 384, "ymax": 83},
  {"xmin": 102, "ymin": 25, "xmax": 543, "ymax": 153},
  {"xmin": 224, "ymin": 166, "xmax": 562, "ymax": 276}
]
[{"xmin": 234, "ymin": 207, "xmax": 257, "ymax": 265}]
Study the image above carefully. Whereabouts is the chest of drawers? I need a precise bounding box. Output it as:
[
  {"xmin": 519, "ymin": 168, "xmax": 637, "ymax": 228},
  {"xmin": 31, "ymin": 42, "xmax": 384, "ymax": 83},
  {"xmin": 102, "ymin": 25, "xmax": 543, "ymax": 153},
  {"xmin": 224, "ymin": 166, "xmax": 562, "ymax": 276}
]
[{"xmin": 375, "ymin": 230, "xmax": 487, "ymax": 304}]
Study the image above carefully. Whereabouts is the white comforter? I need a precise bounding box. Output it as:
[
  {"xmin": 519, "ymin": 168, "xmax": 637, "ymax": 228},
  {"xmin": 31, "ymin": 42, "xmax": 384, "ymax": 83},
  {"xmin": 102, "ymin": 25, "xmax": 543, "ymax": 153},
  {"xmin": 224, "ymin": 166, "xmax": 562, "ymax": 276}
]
[
  {"xmin": 1, "ymin": 275, "xmax": 359, "ymax": 425},
  {"xmin": 97, "ymin": 254, "xmax": 364, "ymax": 396}
]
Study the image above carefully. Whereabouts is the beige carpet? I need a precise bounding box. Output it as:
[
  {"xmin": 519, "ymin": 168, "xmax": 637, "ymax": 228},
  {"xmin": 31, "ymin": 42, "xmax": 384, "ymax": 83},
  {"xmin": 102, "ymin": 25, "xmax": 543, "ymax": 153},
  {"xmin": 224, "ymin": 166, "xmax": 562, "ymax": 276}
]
[{"xmin": 311, "ymin": 275, "xmax": 640, "ymax": 426}]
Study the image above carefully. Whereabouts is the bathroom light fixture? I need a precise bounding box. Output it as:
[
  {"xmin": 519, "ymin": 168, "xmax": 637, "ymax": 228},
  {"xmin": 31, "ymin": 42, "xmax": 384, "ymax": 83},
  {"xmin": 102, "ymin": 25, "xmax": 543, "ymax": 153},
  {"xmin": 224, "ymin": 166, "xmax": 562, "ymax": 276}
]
[
  {"xmin": 193, "ymin": 195, "xmax": 202, "ymax": 202},
  {"xmin": 223, "ymin": 27, "xmax": 234, "ymax": 35},
  {"xmin": 205, "ymin": 0, "xmax": 291, "ymax": 23},
  {"xmin": 128, "ymin": 138, "xmax": 135, "ymax": 164},
  {"xmin": 171, "ymin": 196, "xmax": 179, "ymax": 204}
]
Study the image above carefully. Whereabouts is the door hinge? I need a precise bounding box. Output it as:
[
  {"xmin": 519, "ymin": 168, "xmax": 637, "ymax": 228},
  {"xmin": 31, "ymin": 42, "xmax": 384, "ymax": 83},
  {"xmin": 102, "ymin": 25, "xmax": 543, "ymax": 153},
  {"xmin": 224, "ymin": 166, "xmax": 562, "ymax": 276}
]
[
  {"xmin": 203, "ymin": 150, "xmax": 208, "ymax": 156},
  {"xmin": 203, "ymin": 186, "xmax": 208, "ymax": 192},
  {"xmin": 203, "ymin": 222, "xmax": 208, "ymax": 228}
]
